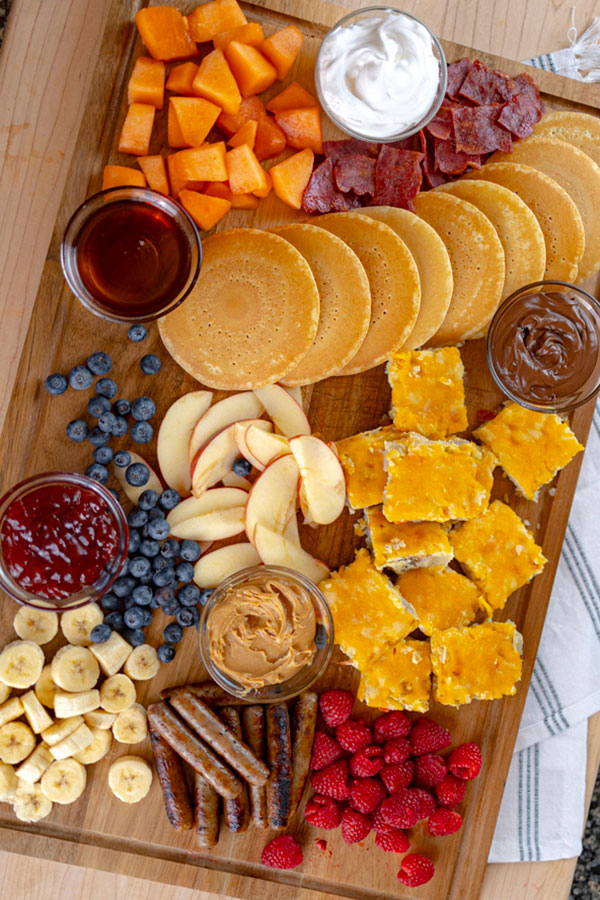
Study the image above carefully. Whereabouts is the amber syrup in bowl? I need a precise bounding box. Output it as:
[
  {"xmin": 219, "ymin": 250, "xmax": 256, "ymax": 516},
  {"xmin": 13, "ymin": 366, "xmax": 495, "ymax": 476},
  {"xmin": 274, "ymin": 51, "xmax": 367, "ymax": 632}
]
[{"xmin": 61, "ymin": 187, "xmax": 201, "ymax": 323}]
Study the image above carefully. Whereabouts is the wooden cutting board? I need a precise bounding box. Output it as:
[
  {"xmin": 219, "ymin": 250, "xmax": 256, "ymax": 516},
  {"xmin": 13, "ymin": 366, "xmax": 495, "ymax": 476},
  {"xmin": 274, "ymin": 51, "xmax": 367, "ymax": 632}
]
[{"xmin": 0, "ymin": 1, "xmax": 599, "ymax": 898}]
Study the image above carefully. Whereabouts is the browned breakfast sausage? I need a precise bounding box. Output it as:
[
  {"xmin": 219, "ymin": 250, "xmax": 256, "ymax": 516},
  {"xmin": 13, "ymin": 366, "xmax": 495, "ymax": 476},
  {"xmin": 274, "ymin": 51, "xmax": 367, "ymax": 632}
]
[
  {"xmin": 220, "ymin": 708, "xmax": 250, "ymax": 833},
  {"xmin": 169, "ymin": 690, "xmax": 270, "ymax": 786},
  {"xmin": 149, "ymin": 729, "xmax": 194, "ymax": 831},
  {"xmin": 241, "ymin": 705, "xmax": 268, "ymax": 829},
  {"xmin": 147, "ymin": 702, "xmax": 242, "ymax": 799},
  {"xmin": 160, "ymin": 683, "xmax": 250, "ymax": 705},
  {"xmin": 290, "ymin": 691, "xmax": 318, "ymax": 816},
  {"xmin": 265, "ymin": 703, "xmax": 292, "ymax": 830},
  {"xmin": 194, "ymin": 772, "xmax": 220, "ymax": 850}
]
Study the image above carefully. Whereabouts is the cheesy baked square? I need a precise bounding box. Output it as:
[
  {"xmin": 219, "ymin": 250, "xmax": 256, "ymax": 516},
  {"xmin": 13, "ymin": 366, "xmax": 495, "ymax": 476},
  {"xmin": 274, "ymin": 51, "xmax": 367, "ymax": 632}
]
[
  {"xmin": 358, "ymin": 640, "xmax": 431, "ymax": 712},
  {"xmin": 387, "ymin": 347, "xmax": 468, "ymax": 438},
  {"xmin": 364, "ymin": 506, "xmax": 453, "ymax": 572},
  {"xmin": 337, "ymin": 425, "xmax": 406, "ymax": 511},
  {"xmin": 396, "ymin": 566, "xmax": 484, "ymax": 636}
]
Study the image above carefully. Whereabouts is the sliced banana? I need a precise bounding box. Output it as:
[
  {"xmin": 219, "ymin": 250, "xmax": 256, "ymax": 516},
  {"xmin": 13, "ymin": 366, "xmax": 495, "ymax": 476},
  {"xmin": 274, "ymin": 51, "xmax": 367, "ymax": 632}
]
[
  {"xmin": 0, "ymin": 683, "xmax": 11, "ymax": 704},
  {"xmin": 0, "ymin": 696, "xmax": 24, "ymax": 728},
  {"xmin": 13, "ymin": 781, "xmax": 53, "ymax": 822},
  {"xmin": 100, "ymin": 674, "xmax": 136, "ymax": 714},
  {"xmin": 112, "ymin": 703, "xmax": 148, "ymax": 744},
  {"xmin": 90, "ymin": 631, "xmax": 132, "ymax": 676},
  {"xmin": 51, "ymin": 645, "xmax": 99, "ymax": 693},
  {"xmin": 0, "ymin": 722, "xmax": 36, "ymax": 764},
  {"xmin": 0, "ymin": 761, "xmax": 18, "ymax": 801},
  {"xmin": 41, "ymin": 716, "xmax": 83, "ymax": 748},
  {"xmin": 16, "ymin": 743, "xmax": 54, "ymax": 784},
  {"xmin": 13, "ymin": 607, "xmax": 59, "ymax": 646},
  {"xmin": 108, "ymin": 755, "xmax": 152, "ymax": 804},
  {"xmin": 73, "ymin": 726, "xmax": 112, "ymax": 765},
  {"xmin": 0, "ymin": 640, "xmax": 44, "ymax": 688},
  {"xmin": 60, "ymin": 603, "xmax": 104, "ymax": 647},
  {"xmin": 54, "ymin": 689, "xmax": 100, "ymax": 719},
  {"xmin": 41, "ymin": 758, "xmax": 87, "ymax": 804},
  {"xmin": 50, "ymin": 722, "xmax": 94, "ymax": 760},
  {"xmin": 35, "ymin": 665, "xmax": 59, "ymax": 710},
  {"xmin": 84, "ymin": 709, "xmax": 116, "ymax": 731},
  {"xmin": 123, "ymin": 645, "xmax": 160, "ymax": 681},
  {"xmin": 21, "ymin": 691, "xmax": 53, "ymax": 734}
]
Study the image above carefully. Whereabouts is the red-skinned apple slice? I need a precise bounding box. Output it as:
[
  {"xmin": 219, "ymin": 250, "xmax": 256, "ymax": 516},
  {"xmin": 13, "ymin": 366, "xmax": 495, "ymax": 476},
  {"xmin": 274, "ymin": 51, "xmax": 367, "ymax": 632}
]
[
  {"xmin": 298, "ymin": 481, "xmax": 317, "ymax": 528},
  {"xmin": 290, "ymin": 435, "xmax": 345, "ymax": 525},
  {"xmin": 253, "ymin": 524, "xmax": 330, "ymax": 583},
  {"xmin": 170, "ymin": 506, "xmax": 246, "ymax": 541},
  {"xmin": 233, "ymin": 420, "xmax": 273, "ymax": 471},
  {"xmin": 190, "ymin": 419, "xmax": 266, "ymax": 497},
  {"xmin": 189, "ymin": 392, "xmax": 264, "ymax": 462},
  {"xmin": 245, "ymin": 454, "xmax": 299, "ymax": 545},
  {"xmin": 113, "ymin": 452, "xmax": 162, "ymax": 505},
  {"xmin": 284, "ymin": 385, "xmax": 303, "ymax": 407},
  {"xmin": 167, "ymin": 487, "xmax": 249, "ymax": 528},
  {"xmin": 253, "ymin": 384, "xmax": 310, "ymax": 438},
  {"xmin": 244, "ymin": 426, "xmax": 290, "ymax": 470},
  {"xmin": 157, "ymin": 391, "xmax": 213, "ymax": 495},
  {"xmin": 193, "ymin": 543, "xmax": 261, "ymax": 588},
  {"xmin": 222, "ymin": 471, "xmax": 252, "ymax": 490}
]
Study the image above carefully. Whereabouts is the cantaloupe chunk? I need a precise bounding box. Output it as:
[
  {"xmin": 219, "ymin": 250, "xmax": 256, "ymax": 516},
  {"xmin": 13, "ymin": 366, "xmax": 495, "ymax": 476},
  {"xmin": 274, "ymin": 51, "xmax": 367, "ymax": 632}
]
[
  {"xmin": 127, "ymin": 57, "xmax": 165, "ymax": 108},
  {"xmin": 135, "ymin": 7, "xmax": 197, "ymax": 62},
  {"xmin": 102, "ymin": 165, "xmax": 147, "ymax": 191},
  {"xmin": 217, "ymin": 96, "xmax": 265, "ymax": 135},
  {"xmin": 254, "ymin": 115, "xmax": 286, "ymax": 161},
  {"xmin": 204, "ymin": 182, "xmax": 259, "ymax": 209},
  {"xmin": 275, "ymin": 106, "xmax": 322, "ymax": 153},
  {"xmin": 270, "ymin": 148, "xmax": 314, "ymax": 209},
  {"xmin": 227, "ymin": 118, "xmax": 258, "ymax": 150},
  {"xmin": 167, "ymin": 153, "xmax": 189, "ymax": 199},
  {"xmin": 226, "ymin": 144, "xmax": 268, "ymax": 194},
  {"xmin": 171, "ymin": 97, "xmax": 221, "ymax": 147},
  {"xmin": 168, "ymin": 100, "xmax": 188, "ymax": 148},
  {"xmin": 166, "ymin": 62, "xmax": 199, "ymax": 96},
  {"xmin": 188, "ymin": 0, "xmax": 247, "ymax": 42},
  {"xmin": 138, "ymin": 155, "xmax": 169, "ymax": 195},
  {"xmin": 223, "ymin": 42, "xmax": 277, "ymax": 97},
  {"xmin": 265, "ymin": 81, "xmax": 318, "ymax": 114},
  {"xmin": 253, "ymin": 168, "xmax": 272, "ymax": 199},
  {"xmin": 213, "ymin": 22, "xmax": 265, "ymax": 49},
  {"xmin": 179, "ymin": 189, "xmax": 231, "ymax": 231},
  {"xmin": 118, "ymin": 102, "xmax": 155, "ymax": 156},
  {"xmin": 260, "ymin": 26, "xmax": 304, "ymax": 81},
  {"xmin": 171, "ymin": 144, "xmax": 229, "ymax": 193},
  {"xmin": 192, "ymin": 49, "xmax": 242, "ymax": 116}
]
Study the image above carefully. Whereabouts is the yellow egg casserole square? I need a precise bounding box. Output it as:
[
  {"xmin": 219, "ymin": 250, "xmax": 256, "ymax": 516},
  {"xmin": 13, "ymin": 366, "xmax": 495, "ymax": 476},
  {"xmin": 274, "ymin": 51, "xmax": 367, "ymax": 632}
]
[
  {"xmin": 387, "ymin": 347, "xmax": 469, "ymax": 439},
  {"xmin": 449, "ymin": 499, "xmax": 546, "ymax": 611},
  {"xmin": 364, "ymin": 506, "xmax": 453, "ymax": 572},
  {"xmin": 474, "ymin": 402, "xmax": 584, "ymax": 501},
  {"xmin": 396, "ymin": 566, "xmax": 485, "ymax": 636},
  {"xmin": 336, "ymin": 425, "xmax": 406, "ymax": 511},
  {"xmin": 319, "ymin": 548, "xmax": 417, "ymax": 671},
  {"xmin": 357, "ymin": 640, "xmax": 431, "ymax": 712},
  {"xmin": 430, "ymin": 621, "xmax": 523, "ymax": 706},
  {"xmin": 383, "ymin": 434, "xmax": 497, "ymax": 523}
]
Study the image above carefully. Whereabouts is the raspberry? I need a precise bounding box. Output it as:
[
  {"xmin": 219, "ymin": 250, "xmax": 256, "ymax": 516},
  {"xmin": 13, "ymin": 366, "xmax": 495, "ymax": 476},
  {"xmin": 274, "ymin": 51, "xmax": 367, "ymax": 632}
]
[
  {"xmin": 310, "ymin": 731, "xmax": 342, "ymax": 771},
  {"xmin": 372, "ymin": 805, "xmax": 389, "ymax": 830},
  {"xmin": 414, "ymin": 753, "xmax": 448, "ymax": 788},
  {"xmin": 447, "ymin": 742, "xmax": 482, "ymax": 780},
  {"xmin": 435, "ymin": 773, "xmax": 466, "ymax": 809},
  {"xmin": 397, "ymin": 854, "xmax": 435, "ymax": 887},
  {"xmin": 409, "ymin": 717, "xmax": 452, "ymax": 755},
  {"xmin": 349, "ymin": 777, "xmax": 387, "ymax": 814},
  {"xmin": 350, "ymin": 745, "xmax": 384, "ymax": 777},
  {"xmin": 311, "ymin": 759, "xmax": 351, "ymax": 800},
  {"xmin": 383, "ymin": 736, "xmax": 411, "ymax": 765},
  {"xmin": 411, "ymin": 788, "xmax": 436, "ymax": 820},
  {"xmin": 375, "ymin": 824, "xmax": 411, "ymax": 853},
  {"xmin": 379, "ymin": 789, "xmax": 420, "ymax": 829},
  {"xmin": 428, "ymin": 808, "xmax": 463, "ymax": 836},
  {"xmin": 477, "ymin": 408, "xmax": 497, "ymax": 423},
  {"xmin": 319, "ymin": 689, "xmax": 354, "ymax": 727},
  {"xmin": 336, "ymin": 718, "xmax": 372, "ymax": 753},
  {"xmin": 261, "ymin": 835, "xmax": 303, "ymax": 869},
  {"xmin": 374, "ymin": 710, "xmax": 411, "ymax": 743},
  {"xmin": 380, "ymin": 760, "xmax": 414, "ymax": 794},
  {"xmin": 341, "ymin": 807, "xmax": 371, "ymax": 844},
  {"xmin": 304, "ymin": 795, "xmax": 341, "ymax": 830}
]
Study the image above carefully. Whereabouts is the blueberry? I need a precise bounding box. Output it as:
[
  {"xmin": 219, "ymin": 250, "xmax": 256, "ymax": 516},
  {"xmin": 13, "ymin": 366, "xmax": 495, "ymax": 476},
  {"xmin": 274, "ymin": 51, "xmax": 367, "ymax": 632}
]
[
  {"xmin": 111, "ymin": 416, "xmax": 129, "ymax": 437},
  {"xmin": 314, "ymin": 623, "xmax": 328, "ymax": 649},
  {"xmin": 124, "ymin": 606, "xmax": 145, "ymax": 629},
  {"xmin": 104, "ymin": 611, "xmax": 124, "ymax": 631},
  {"xmin": 88, "ymin": 427, "xmax": 110, "ymax": 447},
  {"xmin": 160, "ymin": 539, "xmax": 180, "ymax": 559},
  {"xmin": 159, "ymin": 489, "xmax": 181, "ymax": 511},
  {"xmin": 164, "ymin": 622, "xmax": 183, "ymax": 644},
  {"xmin": 126, "ymin": 462, "xmax": 149, "ymax": 486},
  {"xmin": 128, "ymin": 529, "xmax": 141, "ymax": 554},
  {"xmin": 140, "ymin": 354, "xmax": 162, "ymax": 375},
  {"xmin": 124, "ymin": 628, "xmax": 146, "ymax": 647},
  {"xmin": 199, "ymin": 588, "xmax": 213, "ymax": 606},
  {"xmin": 100, "ymin": 592, "xmax": 121, "ymax": 612},
  {"xmin": 113, "ymin": 398, "xmax": 131, "ymax": 417},
  {"xmin": 148, "ymin": 506, "xmax": 166, "ymax": 520},
  {"xmin": 177, "ymin": 606, "xmax": 199, "ymax": 628},
  {"xmin": 108, "ymin": 488, "xmax": 120, "ymax": 501},
  {"xmin": 44, "ymin": 373, "xmax": 68, "ymax": 395},
  {"xmin": 153, "ymin": 566, "xmax": 175, "ymax": 588},
  {"xmin": 124, "ymin": 593, "xmax": 139, "ymax": 609},
  {"xmin": 141, "ymin": 608, "xmax": 153, "ymax": 627},
  {"xmin": 138, "ymin": 489, "xmax": 159, "ymax": 511},
  {"xmin": 152, "ymin": 555, "xmax": 170, "ymax": 572},
  {"xmin": 114, "ymin": 450, "xmax": 132, "ymax": 468},
  {"xmin": 150, "ymin": 594, "xmax": 161, "ymax": 610},
  {"xmin": 157, "ymin": 643, "xmax": 176, "ymax": 663},
  {"xmin": 127, "ymin": 507, "xmax": 148, "ymax": 528},
  {"xmin": 87, "ymin": 395, "xmax": 111, "ymax": 417},
  {"xmin": 156, "ymin": 586, "xmax": 175, "ymax": 608},
  {"xmin": 93, "ymin": 445, "xmax": 113, "ymax": 465},
  {"xmin": 140, "ymin": 539, "xmax": 160, "ymax": 558},
  {"xmin": 113, "ymin": 575, "xmax": 137, "ymax": 598},
  {"xmin": 66, "ymin": 419, "xmax": 89, "ymax": 442},
  {"xmin": 131, "ymin": 421, "xmax": 154, "ymax": 444},
  {"xmin": 233, "ymin": 457, "xmax": 252, "ymax": 477},
  {"xmin": 138, "ymin": 572, "xmax": 153, "ymax": 586},
  {"xmin": 87, "ymin": 352, "xmax": 113, "ymax": 376},
  {"xmin": 68, "ymin": 365, "xmax": 94, "ymax": 391},
  {"xmin": 90, "ymin": 623, "xmax": 112, "ymax": 643},
  {"xmin": 85, "ymin": 463, "xmax": 109, "ymax": 485},
  {"xmin": 97, "ymin": 411, "xmax": 118, "ymax": 433},
  {"xmin": 179, "ymin": 540, "xmax": 202, "ymax": 563},
  {"xmin": 131, "ymin": 396, "xmax": 156, "ymax": 421},
  {"xmin": 128, "ymin": 324, "xmax": 147, "ymax": 342},
  {"xmin": 147, "ymin": 518, "xmax": 170, "ymax": 541},
  {"xmin": 161, "ymin": 599, "xmax": 180, "ymax": 617},
  {"xmin": 96, "ymin": 377, "xmax": 117, "ymax": 398},
  {"xmin": 174, "ymin": 561, "xmax": 194, "ymax": 583},
  {"xmin": 178, "ymin": 584, "xmax": 200, "ymax": 606},
  {"xmin": 129, "ymin": 556, "xmax": 151, "ymax": 579}
]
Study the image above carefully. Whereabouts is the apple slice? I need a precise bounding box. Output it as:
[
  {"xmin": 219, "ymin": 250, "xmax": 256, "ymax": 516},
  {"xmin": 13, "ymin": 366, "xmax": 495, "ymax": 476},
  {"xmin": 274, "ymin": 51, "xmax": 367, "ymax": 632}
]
[
  {"xmin": 290, "ymin": 435, "xmax": 345, "ymax": 525},
  {"xmin": 284, "ymin": 385, "xmax": 303, "ymax": 407},
  {"xmin": 191, "ymin": 419, "xmax": 266, "ymax": 497},
  {"xmin": 189, "ymin": 392, "xmax": 264, "ymax": 462},
  {"xmin": 193, "ymin": 543, "xmax": 262, "ymax": 588},
  {"xmin": 298, "ymin": 481, "xmax": 317, "ymax": 528},
  {"xmin": 233, "ymin": 419, "xmax": 273, "ymax": 470},
  {"xmin": 167, "ymin": 487, "xmax": 249, "ymax": 528},
  {"xmin": 245, "ymin": 454, "xmax": 299, "ymax": 544},
  {"xmin": 253, "ymin": 384, "xmax": 310, "ymax": 438},
  {"xmin": 244, "ymin": 425, "xmax": 290, "ymax": 470},
  {"xmin": 170, "ymin": 506, "xmax": 246, "ymax": 541},
  {"xmin": 222, "ymin": 470, "xmax": 252, "ymax": 490},
  {"xmin": 253, "ymin": 524, "xmax": 330, "ymax": 583},
  {"xmin": 157, "ymin": 391, "xmax": 213, "ymax": 495},
  {"xmin": 113, "ymin": 452, "xmax": 162, "ymax": 505}
]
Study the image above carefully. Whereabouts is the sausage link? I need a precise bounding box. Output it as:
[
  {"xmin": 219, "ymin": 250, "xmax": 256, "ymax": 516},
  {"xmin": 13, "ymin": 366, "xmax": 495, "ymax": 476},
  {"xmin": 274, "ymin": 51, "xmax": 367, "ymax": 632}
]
[
  {"xmin": 149, "ymin": 730, "xmax": 194, "ymax": 831},
  {"xmin": 290, "ymin": 692, "xmax": 318, "ymax": 816},
  {"xmin": 161, "ymin": 683, "xmax": 249, "ymax": 706},
  {"xmin": 265, "ymin": 703, "xmax": 292, "ymax": 831},
  {"xmin": 241, "ymin": 706, "xmax": 268, "ymax": 829},
  {"xmin": 194, "ymin": 772, "xmax": 220, "ymax": 850},
  {"xmin": 220, "ymin": 708, "xmax": 250, "ymax": 833}
]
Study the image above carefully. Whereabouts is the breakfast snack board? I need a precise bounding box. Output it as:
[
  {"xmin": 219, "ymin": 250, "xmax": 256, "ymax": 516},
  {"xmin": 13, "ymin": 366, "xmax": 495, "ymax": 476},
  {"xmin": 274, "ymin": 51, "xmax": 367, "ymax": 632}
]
[{"xmin": 1, "ymin": 0, "xmax": 600, "ymax": 898}]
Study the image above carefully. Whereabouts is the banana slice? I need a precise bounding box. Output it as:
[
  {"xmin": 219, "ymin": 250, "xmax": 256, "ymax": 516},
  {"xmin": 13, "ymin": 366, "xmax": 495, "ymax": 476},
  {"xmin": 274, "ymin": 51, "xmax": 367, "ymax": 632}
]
[
  {"xmin": 13, "ymin": 607, "xmax": 59, "ymax": 646},
  {"xmin": 108, "ymin": 755, "xmax": 152, "ymax": 804},
  {"xmin": 0, "ymin": 722, "xmax": 36, "ymax": 764},
  {"xmin": 112, "ymin": 703, "xmax": 148, "ymax": 744},
  {"xmin": 73, "ymin": 726, "xmax": 112, "ymax": 765},
  {"xmin": 16, "ymin": 743, "xmax": 53, "ymax": 784},
  {"xmin": 21, "ymin": 691, "xmax": 53, "ymax": 734},
  {"xmin": 90, "ymin": 631, "xmax": 132, "ymax": 676},
  {"xmin": 35, "ymin": 665, "xmax": 59, "ymax": 710},
  {"xmin": 50, "ymin": 722, "xmax": 94, "ymax": 760},
  {"xmin": 0, "ymin": 761, "xmax": 18, "ymax": 801},
  {"xmin": 84, "ymin": 709, "xmax": 116, "ymax": 730},
  {"xmin": 54, "ymin": 689, "xmax": 100, "ymax": 719},
  {"xmin": 13, "ymin": 781, "xmax": 53, "ymax": 822},
  {"xmin": 0, "ymin": 683, "xmax": 11, "ymax": 704},
  {"xmin": 41, "ymin": 716, "xmax": 83, "ymax": 747},
  {"xmin": 60, "ymin": 603, "xmax": 104, "ymax": 647},
  {"xmin": 100, "ymin": 674, "xmax": 136, "ymax": 714},
  {"xmin": 123, "ymin": 645, "xmax": 160, "ymax": 681},
  {"xmin": 51, "ymin": 646, "xmax": 99, "ymax": 693},
  {"xmin": 0, "ymin": 696, "xmax": 24, "ymax": 727},
  {"xmin": 0, "ymin": 641, "xmax": 44, "ymax": 688},
  {"xmin": 41, "ymin": 758, "xmax": 86, "ymax": 804}
]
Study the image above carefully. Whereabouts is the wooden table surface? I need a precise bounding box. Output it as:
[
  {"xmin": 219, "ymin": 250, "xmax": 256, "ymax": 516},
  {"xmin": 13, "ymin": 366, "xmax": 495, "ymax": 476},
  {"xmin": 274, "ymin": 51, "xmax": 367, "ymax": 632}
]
[{"xmin": 1, "ymin": 0, "xmax": 600, "ymax": 897}]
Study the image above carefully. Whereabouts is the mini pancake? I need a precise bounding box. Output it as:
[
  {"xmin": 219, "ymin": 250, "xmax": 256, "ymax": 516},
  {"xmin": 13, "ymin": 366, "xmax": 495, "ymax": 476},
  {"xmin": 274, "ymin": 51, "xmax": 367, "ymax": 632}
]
[
  {"xmin": 355, "ymin": 207, "xmax": 453, "ymax": 350},
  {"xmin": 466, "ymin": 162, "xmax": 584, "ymax": 283},
  {"xmin": 269, "ymin": 223, "xmax": 371, "ymax": 386},
  {"xmin": 314, "ymin": 212, "xmax": 421, "ymax": 375},
  {"xmin": 158, "ymin": 228, "xmax": 319, "ymax": 391},
  {"xmin": 490, "ymin": 137, "xmax": 600, "ymax": 280},
  {"xmin": 532, "ymin": 110, "xmax": 600, "ymax": 169},
  {"xmin": 412, "ymin": 191, "xmax": 505, "ymax": 346},
  {"xmin": 435, "ymin": 180, "xmax": 546, "ymax": 303}
]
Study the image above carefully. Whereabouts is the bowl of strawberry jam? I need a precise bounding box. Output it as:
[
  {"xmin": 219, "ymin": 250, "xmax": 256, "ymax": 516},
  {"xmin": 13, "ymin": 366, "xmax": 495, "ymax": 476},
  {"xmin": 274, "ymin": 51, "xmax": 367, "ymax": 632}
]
[
  {"xmin": 0, "ymin": 473, "xmax": 128, "ymax": 611},
  {"xmin": 60, "ymin": 187, "xmax": 201, "ymax": 323}
]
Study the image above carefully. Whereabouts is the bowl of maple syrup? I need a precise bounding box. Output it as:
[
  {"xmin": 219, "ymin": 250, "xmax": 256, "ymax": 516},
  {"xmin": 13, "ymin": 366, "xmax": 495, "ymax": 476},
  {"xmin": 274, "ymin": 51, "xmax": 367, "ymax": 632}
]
[{"xmin": 60, "ymin": 187, "xmax": 201, "ymax": 323}]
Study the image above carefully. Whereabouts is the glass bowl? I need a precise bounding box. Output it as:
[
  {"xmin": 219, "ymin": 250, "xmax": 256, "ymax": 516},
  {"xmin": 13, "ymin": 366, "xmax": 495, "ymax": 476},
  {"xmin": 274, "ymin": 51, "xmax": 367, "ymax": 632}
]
[
  {"xmin": 0, "ymin": 472, "xmax": 129, "ymax": 611},
  {"xmin": 315, "ymin": 7, "xmax": 447, "ymax": 143},
  {"xmin": 199, "ymin": 565, "xmax": 334, "ymax": 702},
  {"xmin": 486, "ymin": 280, "xmax": 600, "ymax": 413}
]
